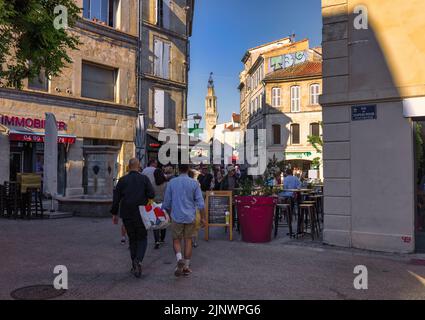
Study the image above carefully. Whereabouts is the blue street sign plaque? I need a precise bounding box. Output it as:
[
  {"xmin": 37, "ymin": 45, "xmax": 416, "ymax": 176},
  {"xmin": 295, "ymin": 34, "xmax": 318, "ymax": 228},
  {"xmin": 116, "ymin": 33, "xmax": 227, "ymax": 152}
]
[{"xmin": 352, "ymin": 105, "xmax": 377, "ymax": 121}]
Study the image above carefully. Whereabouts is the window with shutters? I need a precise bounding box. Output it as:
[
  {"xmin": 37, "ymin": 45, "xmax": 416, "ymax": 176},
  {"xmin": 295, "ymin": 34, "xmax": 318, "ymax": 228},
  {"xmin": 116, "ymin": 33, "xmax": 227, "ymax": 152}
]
[
  {"xmin": 154, "ymin": 38, "xmax": 171, "ymax": 79},
  {"xmin": 81, "ymin": 62, "xmax": 117, "ymax": 102},
  {"xmin": 291, "ymin": 124, "xmax": 300, "ymax": 145},
  {"xmin": 156, "ymin": 0, "xmax": 171, "ymax": 29},
  {"xmin": 272, "ymin": 87, "xmax": 281, "ymax": 108},
  {"xmin": 272, "ymin": 124, "xmax": 281, "ymax": 145},
  {"xmin": 291, "ymin": 86, "xmax": 301, "ymax": 112},
  {"xmin": 310, "ymin": 83, "xmax": 320, "ymax": 105},
  {"xmin": 310, "ymin": 123, "xmax": 320, "ymax": 137}
]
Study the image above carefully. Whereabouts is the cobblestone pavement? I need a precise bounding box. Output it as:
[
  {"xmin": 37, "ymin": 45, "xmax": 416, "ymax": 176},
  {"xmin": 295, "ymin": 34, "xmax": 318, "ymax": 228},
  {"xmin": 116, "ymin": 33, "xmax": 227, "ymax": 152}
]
[{"xmin": 1, "ymin": 217, "xmax": 424, "ymax": 300}]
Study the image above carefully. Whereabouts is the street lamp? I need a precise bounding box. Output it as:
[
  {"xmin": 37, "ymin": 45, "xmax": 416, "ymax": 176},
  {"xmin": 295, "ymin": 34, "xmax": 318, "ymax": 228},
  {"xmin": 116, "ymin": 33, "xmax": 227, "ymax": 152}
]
[
  {"xmin": 193, "ymin": 114, "xmax": 202, "ymax": 129},
  {"xmin": 187, "ymin": 113, "xmax": 203, "ymax": 139}
]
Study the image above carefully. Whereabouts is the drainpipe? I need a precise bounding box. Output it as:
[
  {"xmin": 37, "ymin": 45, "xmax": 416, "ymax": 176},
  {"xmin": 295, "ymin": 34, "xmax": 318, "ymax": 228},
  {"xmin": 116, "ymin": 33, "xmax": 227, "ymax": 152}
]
[{"xmin": 136, "ymin": 0, "xmax": 147, "ymax": 167}]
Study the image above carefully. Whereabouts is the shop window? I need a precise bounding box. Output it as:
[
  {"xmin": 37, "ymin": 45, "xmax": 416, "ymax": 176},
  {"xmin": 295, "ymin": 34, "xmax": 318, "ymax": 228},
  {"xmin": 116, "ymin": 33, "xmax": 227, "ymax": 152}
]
[
  {"xmin": 154, "ymin": 38, "xmax": 171, "ymax": 79},
  {"xmin": 291, "ymin": 124, "xmax": 300, "ymax": 145},
  {"xmin": 83, "ymin": 0, "xmax": 119, "ymax": 28},
  {"xmin": 272, "ymin": 124, "xmax": 281, "ymax": 145},
  {"xmin": 81, "ymin": 62, "xmax": 117, "ymax": 102}
]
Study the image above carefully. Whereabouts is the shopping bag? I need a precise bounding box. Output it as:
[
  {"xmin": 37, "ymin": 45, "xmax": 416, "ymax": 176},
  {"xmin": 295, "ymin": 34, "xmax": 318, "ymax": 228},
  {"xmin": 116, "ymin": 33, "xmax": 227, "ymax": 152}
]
[
  {"xmin": 194, "ymin": 210, "xmax": 202, "ymax": 231},
  {"xmin": 139, "ymin": 202, "xmax": 171, "ymax": 231}
]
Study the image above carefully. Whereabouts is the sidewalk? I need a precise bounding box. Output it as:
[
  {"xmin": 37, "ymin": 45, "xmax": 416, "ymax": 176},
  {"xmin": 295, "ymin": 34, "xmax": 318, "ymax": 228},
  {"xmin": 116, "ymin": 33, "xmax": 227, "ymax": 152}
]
[{"xmin": 0, "ymin": 217, "xmax": 424, "ymax": 300}]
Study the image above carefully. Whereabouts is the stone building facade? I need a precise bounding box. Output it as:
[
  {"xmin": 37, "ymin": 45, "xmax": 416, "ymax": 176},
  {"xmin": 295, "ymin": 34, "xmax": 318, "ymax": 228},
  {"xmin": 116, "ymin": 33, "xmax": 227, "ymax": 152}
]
[
  {"xmin": 140, "ymin": 0, "xmax": 195, "ymax": 161},
  {"xmin": 239, "ymin": 38, "xmax": 323, "ymax": 176},
  {"xmin": 321, "ymin": 0, "xmax": 425, "ymax": 253},
  {"xmin": 0, "ymin": 0, "xmax": 195, "ymax": 197}
]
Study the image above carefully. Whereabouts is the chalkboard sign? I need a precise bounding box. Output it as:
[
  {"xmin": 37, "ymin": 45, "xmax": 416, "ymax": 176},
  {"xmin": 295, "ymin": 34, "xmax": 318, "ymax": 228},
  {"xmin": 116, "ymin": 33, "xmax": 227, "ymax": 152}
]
[
  {"xmin": 352, "ymin": 105, "xmax": 377, "ymax": 121},
  {"xmin": 205, "ymin": 191, "xmax": 233, "ymax": 241}
]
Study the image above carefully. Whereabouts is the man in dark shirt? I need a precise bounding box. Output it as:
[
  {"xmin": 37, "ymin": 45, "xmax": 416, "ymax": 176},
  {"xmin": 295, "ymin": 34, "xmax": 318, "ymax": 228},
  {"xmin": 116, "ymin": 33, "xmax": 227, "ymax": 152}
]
[
  {"xmin": 111, "ymin": 158, "xmax": 155, "ymax": 278},
  {"xmin": 197, "ymin": 165, "xmax": 213, "ymax": 193}
]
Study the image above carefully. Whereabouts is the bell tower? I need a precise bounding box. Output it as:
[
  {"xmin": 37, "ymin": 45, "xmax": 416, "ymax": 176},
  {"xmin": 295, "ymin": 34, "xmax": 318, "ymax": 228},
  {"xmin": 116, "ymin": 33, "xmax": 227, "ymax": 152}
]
[{"xmin": 205, "ymin": 72, "xmax": 218, "ymax": 142}]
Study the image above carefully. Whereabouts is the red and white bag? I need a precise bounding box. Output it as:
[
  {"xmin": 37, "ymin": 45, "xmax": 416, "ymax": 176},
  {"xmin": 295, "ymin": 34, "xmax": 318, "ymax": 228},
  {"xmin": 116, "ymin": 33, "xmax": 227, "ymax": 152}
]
[{"xmin": 139, "ymin": 202, "xmax": 171, "ymax": 231}]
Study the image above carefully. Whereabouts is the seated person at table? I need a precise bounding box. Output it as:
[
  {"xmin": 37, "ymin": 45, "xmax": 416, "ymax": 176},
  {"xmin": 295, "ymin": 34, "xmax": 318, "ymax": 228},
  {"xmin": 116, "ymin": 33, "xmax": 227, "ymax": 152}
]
[{"xmin": 279, "ymin": 169, "xmax": 301, "ymax": 198}]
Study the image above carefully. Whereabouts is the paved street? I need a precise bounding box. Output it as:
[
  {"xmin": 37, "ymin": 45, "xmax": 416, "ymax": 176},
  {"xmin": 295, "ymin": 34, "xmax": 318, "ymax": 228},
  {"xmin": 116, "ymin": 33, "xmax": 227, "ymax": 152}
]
[{"xmin": 1, "ymin": 217, "xmax": 424, "ymax": 300}]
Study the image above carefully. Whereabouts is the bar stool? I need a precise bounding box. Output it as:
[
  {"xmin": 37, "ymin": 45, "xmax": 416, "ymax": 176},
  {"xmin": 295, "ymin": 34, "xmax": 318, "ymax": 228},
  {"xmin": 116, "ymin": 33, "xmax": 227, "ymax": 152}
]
[
  {"xmin": 298, "ymin": 203, "xmax": 320, "ymax": 240},
  {"xmin": 22, "ymin": 188, "xmax": 44, "ymax": 219},
  {"xmin": 309, "ymin": 195, "xmax": 324, "ymax": 222},
  {"xmin": 5, "ymin": 182, "xmax": 22, "ymax": 219},
  {"xmin": 275, "ymin": 203, "xmax": 293, "ymax": 238},
  {"xmin": 303, "ymin": 200, "xmax": 322, "ymax": 232}
]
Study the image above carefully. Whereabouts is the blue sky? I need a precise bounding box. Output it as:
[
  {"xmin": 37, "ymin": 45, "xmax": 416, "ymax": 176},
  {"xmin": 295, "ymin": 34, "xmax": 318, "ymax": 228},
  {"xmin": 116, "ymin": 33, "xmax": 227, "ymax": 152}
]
[{"xmin": 187, "ymin": 0, "xmax": 322, "ymax": 127}]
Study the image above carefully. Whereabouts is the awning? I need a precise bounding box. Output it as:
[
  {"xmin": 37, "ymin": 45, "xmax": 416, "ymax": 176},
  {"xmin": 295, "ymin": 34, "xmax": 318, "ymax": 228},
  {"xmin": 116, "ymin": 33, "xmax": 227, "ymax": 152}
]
[
  {"xmin": 147, "ymin": 131, "xmax": 202, "ymax": 147},
  {"xmin": 8, "ymin": 128, "xmax": 76, "ymax": 144}
]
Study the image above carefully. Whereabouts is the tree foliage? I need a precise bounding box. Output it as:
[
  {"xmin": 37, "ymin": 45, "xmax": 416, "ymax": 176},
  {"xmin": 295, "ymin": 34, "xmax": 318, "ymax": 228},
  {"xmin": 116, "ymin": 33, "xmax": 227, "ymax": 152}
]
[
  {"xmin": 0, "ymin": 0, "xmax": 81, "ymax": 89},
  {"xmin": 307, "ymin": 122, "xmax": 323, "ymax": 154}
]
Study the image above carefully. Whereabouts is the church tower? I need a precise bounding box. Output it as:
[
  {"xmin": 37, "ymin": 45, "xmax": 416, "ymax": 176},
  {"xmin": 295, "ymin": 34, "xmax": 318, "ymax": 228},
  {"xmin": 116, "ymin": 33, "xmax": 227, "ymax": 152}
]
[{"xmin": 205, "ymin": 72, "xmax": 218, "ymax": 142}]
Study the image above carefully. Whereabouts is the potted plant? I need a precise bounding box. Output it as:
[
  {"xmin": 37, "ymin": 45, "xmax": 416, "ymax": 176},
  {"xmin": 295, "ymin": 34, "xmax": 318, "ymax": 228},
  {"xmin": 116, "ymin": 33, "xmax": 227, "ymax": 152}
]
[{"xmin": 235, "ymin": 158, "xmax": 280, "ymax": 243}]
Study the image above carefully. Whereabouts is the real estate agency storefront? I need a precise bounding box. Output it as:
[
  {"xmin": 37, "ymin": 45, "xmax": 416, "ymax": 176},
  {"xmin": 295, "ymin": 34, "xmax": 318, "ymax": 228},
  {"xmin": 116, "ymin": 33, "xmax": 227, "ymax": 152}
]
[
  {"xmin": 0, "ymin": 94, "xmax": 137, "ymax": 197},
  {"xmin": 0, "ymin": 114, "xmax": 76, "ymax": 195}
]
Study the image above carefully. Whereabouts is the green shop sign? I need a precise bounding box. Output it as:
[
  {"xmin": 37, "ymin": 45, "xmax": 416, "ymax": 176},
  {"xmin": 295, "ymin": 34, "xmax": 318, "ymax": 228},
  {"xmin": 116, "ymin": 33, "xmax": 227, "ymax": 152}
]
[{"xmin": 285, "ymin": 152, "xmax": 313, "ymax": 159}]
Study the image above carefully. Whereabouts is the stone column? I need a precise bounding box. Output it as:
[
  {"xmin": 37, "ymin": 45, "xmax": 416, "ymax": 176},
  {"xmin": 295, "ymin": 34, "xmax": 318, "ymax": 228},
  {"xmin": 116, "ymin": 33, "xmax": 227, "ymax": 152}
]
[
  {"xmin": 321, "ymin": 0, "xmax": 352, "ymax": 248},
  {"xmin": 65, "ymin": 138, "xmax": 84, "ymax": 197}
]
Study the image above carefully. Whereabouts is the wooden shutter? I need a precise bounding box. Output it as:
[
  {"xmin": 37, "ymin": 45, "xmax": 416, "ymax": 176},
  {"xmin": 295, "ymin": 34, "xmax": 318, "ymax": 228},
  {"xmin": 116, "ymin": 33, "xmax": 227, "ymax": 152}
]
[
  {"xmin": 154, "ymin": 39, "xmax": 163, "ymax": 77},
  {"xmin": 163, "ymin": 42, "xmax": 171, "ymax": 79},
  {"xmin": 311, "ymin": 123, "xmax": 320, "ymax": 137},
  {"xmin": 273, "ymin": 125, "xmax": 281, "ymax": 145},
  {"xmin": 154, "ymin": 89, "xmax": 165, "ymax": 128},
  {"xmin": 291, "ymin": 124, "xmax": 300, "ymax": 144}
]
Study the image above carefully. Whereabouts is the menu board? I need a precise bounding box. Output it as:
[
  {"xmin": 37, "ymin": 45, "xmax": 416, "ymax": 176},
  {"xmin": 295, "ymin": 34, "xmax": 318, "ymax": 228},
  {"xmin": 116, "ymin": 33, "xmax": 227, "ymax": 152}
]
[{"xmin": 205, "ymin": 191, "xmax": 233, "ymax": 241}]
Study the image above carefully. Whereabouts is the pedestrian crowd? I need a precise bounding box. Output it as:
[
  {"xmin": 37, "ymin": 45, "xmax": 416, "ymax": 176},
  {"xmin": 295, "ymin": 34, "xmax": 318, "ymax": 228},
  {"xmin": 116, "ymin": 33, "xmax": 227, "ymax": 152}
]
[{"xmin": 111, "ymin": 158, "xmax": 242, "ymax": 279}]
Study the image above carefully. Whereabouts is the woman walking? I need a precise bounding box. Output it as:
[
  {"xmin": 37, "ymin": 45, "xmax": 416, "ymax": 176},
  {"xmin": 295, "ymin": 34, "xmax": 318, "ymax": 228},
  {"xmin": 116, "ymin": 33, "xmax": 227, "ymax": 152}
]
[{"xmin": 152, "ymin": 167, "xmax": 169, "ymax": 249}]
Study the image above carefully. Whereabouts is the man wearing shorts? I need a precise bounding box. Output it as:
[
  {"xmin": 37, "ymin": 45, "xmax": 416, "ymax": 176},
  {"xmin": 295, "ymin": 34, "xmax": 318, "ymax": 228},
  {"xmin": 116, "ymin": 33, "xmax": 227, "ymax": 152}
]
[{"xmin": 162, "ymin": 164, "xmax": 205, "ymax": 277}]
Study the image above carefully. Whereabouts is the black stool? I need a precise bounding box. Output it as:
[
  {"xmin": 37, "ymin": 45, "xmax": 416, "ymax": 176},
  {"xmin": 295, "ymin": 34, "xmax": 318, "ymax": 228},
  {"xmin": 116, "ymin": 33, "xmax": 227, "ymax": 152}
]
[
  {"xmin": 275, "ymin": 203, "xmax": 293, "ymax": 238},
  {"xmin": 298, "ymin": 204, "xmax": 320, "ymax": 240}
]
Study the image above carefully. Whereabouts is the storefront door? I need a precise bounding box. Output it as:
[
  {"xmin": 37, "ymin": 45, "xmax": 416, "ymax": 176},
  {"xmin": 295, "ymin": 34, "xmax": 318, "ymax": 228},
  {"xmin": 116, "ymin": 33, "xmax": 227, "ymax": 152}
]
[
  {"xmin": 414, "ymin": 121, "xmax": 425, "ymax": 252},
  {"xmin": 9, "ymin": 152, "xmax": 23, "ymax": 182}
]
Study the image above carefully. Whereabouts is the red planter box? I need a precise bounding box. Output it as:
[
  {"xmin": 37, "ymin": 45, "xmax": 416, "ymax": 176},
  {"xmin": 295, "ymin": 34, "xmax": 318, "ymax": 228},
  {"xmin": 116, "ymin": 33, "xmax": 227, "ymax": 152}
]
[{"xmin": 235, "ymin": 196, "xmax": 277, "ymax": 243}]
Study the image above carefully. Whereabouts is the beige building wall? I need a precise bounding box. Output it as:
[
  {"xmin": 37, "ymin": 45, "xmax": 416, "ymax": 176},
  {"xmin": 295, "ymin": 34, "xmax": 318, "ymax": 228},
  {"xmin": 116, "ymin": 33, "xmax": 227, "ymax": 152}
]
[
  {"xmin": 321, "ymin": 0, "xmax": 424, "ymax": 253},
  {"xmin": 140, "ymin": 0, "xmax": 194, "ymax": 145},
  {"xmin": 264, "ymin": 78, "xmax": 323, "ymax": 174},
  {"xmin": 0, "ymin": 0, "xmax": 140, "ymax": 195}
]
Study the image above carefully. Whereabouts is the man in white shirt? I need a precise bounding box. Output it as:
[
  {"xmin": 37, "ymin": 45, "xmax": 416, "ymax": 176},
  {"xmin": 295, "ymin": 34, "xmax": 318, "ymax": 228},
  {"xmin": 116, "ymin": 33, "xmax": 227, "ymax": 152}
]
[{"xmin": 142, "ymin": 159, "xmax": 158, "ymax": 186}]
